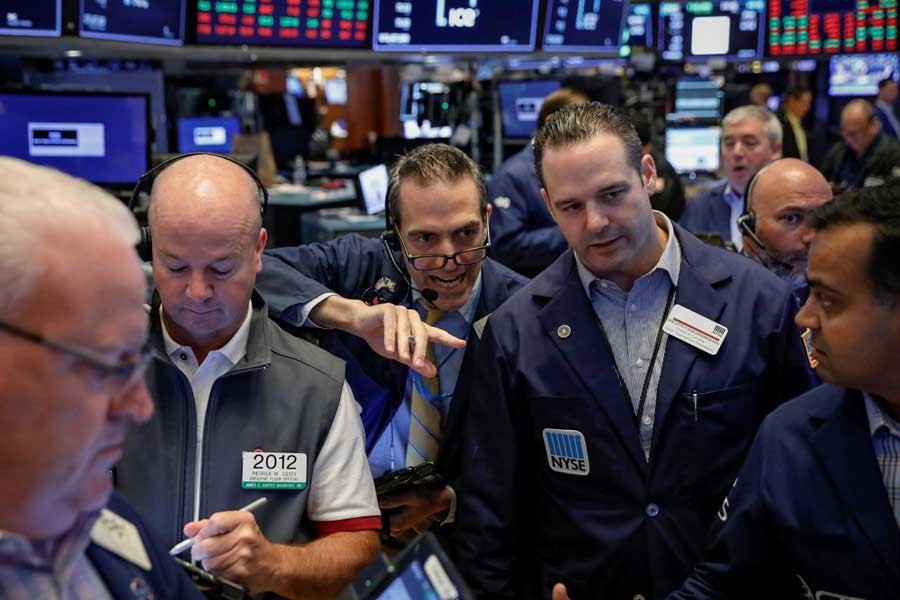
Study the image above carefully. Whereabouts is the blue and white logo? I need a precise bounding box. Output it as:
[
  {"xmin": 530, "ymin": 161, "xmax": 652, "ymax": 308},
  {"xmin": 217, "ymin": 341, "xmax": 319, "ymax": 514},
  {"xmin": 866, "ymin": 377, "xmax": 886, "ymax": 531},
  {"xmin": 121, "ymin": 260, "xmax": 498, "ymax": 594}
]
[{"xmin": 543, "ymin": 428, "xmax": 590, "ymax": 476}]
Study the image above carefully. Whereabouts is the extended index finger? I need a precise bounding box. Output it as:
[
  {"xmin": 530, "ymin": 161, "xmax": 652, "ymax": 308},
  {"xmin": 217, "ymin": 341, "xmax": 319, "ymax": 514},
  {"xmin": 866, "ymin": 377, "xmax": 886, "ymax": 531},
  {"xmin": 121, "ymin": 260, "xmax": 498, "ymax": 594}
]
[{"xmin": 425, "ymin": 324, "xmax": 467, "ymax": 349}]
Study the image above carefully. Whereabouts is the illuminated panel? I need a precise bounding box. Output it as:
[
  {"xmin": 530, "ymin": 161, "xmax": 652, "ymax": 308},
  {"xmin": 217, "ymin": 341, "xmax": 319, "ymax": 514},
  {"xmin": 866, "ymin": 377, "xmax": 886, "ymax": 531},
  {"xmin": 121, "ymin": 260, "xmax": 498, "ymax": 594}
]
[
  {"xmin": 196, "ymin": 0, "xmax": 371, "ymax": 48},
  {"xmin": 1, "ymin": 0, "xmax": 61, "ymax": 37},
  {"xmin": 659, "ymin": 0, "xmax": 766, "ymax": 62},
  {"xmin": 767, "ymin": 0, "xmax": 897, "ymax": 55},
  {"xmin": 541, "ymin": 0, "xmax": 630, "ymax": 53},
  {"xmin": 373, "ymin": 0, "xmax": 539, "ymax": 52},
  {"xmin": 80, "ymin": 0, "xmax": 185, "ymax": 46}
]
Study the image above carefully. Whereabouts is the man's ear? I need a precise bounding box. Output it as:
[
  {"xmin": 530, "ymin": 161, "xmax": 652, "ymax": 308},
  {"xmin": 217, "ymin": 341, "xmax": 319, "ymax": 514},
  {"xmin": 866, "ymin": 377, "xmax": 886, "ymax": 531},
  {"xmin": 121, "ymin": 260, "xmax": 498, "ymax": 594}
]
[
  {"xmin": 254, "ymin": 228, "xmax": 268, "ymax": 273},
  {"xmin": 541, "ymin": 188, "xmax": 556, "ymax": 222},
  {"xmin": 640, "ymin": 154, "xmax": 658, "ymax": 193}
]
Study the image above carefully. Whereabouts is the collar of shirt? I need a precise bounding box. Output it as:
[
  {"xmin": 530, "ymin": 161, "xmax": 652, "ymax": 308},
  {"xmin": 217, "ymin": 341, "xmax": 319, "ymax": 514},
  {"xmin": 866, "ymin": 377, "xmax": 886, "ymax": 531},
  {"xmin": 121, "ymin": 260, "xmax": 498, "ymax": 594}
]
[
  {"xmin": 576, "ymin": 211, "xmax": 682, "ymax": 298},
  {"xmin": 160, "ymin": 301, "xmax": 253, "ymax": 372},
  {"xmin": 0, "ymin": 510, "xmax": 97, "ymax": 575},
  {"xmin": 412, "ymin": 270, "xmax": 483, "ymax": 336},
  {"xmin": 865, "ymin": 393, "xmax": 900, "ymax": 439}
]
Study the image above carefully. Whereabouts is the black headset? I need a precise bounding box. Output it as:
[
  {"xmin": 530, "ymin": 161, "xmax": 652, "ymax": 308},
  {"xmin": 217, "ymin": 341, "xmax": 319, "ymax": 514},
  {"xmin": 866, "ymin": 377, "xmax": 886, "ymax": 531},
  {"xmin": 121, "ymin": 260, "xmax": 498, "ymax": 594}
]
[
  {"xmin": 128, "ymin": 152, "xmax": 269, "ymax": 262},
  {"xmin": 736, "ymin": 158, "xmax": 794, "ymax": 270}
]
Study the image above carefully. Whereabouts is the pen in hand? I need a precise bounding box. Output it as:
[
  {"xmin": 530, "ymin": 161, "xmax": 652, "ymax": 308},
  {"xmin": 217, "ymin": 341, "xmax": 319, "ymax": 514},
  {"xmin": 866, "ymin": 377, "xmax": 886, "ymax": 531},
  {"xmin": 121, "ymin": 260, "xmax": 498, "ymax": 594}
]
[{"xmin": 168, "ymin": 497, "xmax": 268, "ymax": 556}]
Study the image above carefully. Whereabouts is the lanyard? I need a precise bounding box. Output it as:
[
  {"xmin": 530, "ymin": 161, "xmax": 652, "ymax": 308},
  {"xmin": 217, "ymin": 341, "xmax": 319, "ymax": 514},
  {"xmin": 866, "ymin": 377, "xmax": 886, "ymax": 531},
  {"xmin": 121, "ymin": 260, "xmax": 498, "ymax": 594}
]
[{"xmin": 595, "ymin": 285, "xmax": 677, "ymax": 426}]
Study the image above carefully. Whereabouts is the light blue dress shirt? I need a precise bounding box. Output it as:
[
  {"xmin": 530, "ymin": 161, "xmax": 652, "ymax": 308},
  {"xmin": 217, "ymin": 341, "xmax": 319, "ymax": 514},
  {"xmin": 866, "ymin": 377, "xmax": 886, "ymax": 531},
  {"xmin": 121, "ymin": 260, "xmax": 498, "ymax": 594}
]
[
  {"xmin": 864, "ymin": 394, "xmax": 900, "ymax": 529},
  {"xmin": 575, "ymin": 212, "xmax": 682, "ymax": 460},
  {"xmin": 368, "ymin": 273, "xmax": 483, "ymax": 476}
]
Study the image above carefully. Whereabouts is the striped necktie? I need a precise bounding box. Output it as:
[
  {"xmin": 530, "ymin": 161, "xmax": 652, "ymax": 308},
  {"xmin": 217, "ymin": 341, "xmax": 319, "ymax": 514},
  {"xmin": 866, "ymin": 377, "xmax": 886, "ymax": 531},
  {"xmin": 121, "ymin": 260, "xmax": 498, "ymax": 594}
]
[{"xmin": 406, "ymin": 306, "xmax": 445, "ymax": 466}]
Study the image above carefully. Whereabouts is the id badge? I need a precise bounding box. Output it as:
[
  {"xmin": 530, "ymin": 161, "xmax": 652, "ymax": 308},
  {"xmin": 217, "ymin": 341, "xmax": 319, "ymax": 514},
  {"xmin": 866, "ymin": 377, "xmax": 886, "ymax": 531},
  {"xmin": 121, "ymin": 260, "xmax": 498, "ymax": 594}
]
[{"xmin": 241, "ymin": 451, "xmax": 307, "ymax": 490}]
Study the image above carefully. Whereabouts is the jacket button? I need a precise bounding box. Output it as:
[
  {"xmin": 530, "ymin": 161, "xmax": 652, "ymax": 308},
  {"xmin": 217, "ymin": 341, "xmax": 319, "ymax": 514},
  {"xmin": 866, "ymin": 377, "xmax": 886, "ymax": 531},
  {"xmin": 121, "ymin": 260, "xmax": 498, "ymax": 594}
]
[{"xmin": 645, "ymin": 503, "xmax": 659, "ymax": 517}]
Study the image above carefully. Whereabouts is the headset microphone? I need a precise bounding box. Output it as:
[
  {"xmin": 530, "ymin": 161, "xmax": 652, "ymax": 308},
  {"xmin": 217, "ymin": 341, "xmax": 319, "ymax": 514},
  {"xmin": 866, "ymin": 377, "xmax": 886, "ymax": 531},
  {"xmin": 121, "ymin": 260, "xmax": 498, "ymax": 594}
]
[{"xmin": 737, "ymin": 213, "xmax": 795, "ymax": 272}]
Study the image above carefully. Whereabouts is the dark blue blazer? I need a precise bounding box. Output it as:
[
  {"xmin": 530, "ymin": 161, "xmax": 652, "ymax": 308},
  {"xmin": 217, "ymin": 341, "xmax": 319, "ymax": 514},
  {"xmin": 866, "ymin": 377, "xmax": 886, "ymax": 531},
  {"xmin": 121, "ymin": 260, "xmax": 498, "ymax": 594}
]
[
  {"xmin": 453, "ymin": 225, "xmax": 814, "ymax": 600},
  {"xmin": 679, "ymin": 183, "xmax": 732, "ymax": 243},
  {"xmin": 258, "ymin": 234, "xmax": 528, "ymax": 456},
  {"xmin": 86, "ymin": 492, "xmax": 203, "ymax": 600},
  {"xmin": 671, "ymin": 384, "xmax": 900, "ymax": 600},
  {"xmin": 488, "ymin": 145, "xmax": 568, "ymax": 277}
]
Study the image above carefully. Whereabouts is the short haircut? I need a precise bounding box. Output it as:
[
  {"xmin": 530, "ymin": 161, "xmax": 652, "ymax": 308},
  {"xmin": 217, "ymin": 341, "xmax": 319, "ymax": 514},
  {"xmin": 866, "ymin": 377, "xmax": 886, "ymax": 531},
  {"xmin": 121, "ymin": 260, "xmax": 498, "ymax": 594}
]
[
  {"xmin": 0, "ymin": 157, "xmax": 140, "ymax": 317},
  {"xmin": 537, "ymin": 87, "xmax": 589, "ymax": 129},
  {"xmin": 842, "ymin": 99, "xmax": 875, "ymax": 121},
  {"xmin": 879, "ymin": 77, "xmax": 898, "ymax": 91},
  {"xmin": 387, "ymin": 143, "xmax": 487, "ymax": 229},
  {"xmin": 533, "ymin": 102, "xmax": 644, "ymax": 187},
  {"xmin": 722, "ymin": 105, "xmax": 783, "ymax": 148},
  {"xmin": 783, "ymin": 86, "xmax": 810, "ymax": 100},
  {"xmin": 808, "ymin": 180, "xmax": 900, "ymax": 306}
]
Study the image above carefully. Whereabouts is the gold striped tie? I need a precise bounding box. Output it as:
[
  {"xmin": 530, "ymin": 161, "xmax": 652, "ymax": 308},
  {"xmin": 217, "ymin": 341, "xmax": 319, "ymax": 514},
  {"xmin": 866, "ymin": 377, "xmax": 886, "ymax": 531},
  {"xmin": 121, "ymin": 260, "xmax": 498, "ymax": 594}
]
[{"xmin": 406, "ymin": 307, "xmax": 445, "ymax": 466}]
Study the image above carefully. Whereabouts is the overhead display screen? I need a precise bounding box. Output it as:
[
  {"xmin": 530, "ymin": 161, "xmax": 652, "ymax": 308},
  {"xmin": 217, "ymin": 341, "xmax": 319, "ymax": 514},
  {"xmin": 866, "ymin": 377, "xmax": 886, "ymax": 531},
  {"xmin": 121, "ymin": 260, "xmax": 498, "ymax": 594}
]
[
  {"xmin": 623, "ymin": 2, "xmax": 654, "ymax": 48},
  {"xmin": 829, "ymin": 53, "xmax": 899, "ymax": 95},
  {"xmin": 80, "ymin": 0, "xmax": 185, "ymax": 45},
  {"xmin": 767, "ymin": 0, "xmax": 897, "ymax": 56},
  {"xmin": 660, "ymin": 0, "xmax": 766, "ymax": 61},
  {"xmin": 541, "ymin": 0, "xmax": 630, "ymax": 53},
  {"xmin": 1, "ymin": 0, "xmax": 61, "ymax": 37},
  {"xmin": 373, "ymin": 0, "xmax": 539, "ymax": 52},
  {"xmin": 196, "ymin": 0, "xmax": 371, "ymax": 48}
]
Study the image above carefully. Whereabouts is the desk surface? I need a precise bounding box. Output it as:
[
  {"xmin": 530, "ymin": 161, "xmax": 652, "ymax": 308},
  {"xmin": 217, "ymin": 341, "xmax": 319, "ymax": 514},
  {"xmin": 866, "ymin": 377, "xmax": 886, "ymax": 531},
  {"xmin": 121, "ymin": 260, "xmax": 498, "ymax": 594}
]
[{"xmin": 267, "ymin": 183, "xmax": 357, "ymax": 208}]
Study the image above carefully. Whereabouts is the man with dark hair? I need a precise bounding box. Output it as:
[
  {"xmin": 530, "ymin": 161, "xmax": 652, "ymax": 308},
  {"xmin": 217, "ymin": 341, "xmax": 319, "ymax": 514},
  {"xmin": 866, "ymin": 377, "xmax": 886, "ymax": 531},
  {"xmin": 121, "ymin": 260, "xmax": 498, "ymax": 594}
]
[
  {"xmin": 874, "ymin": 77, "xmax": 900, "ymax": 139},
  {"xmin": 670, "ymin": 180, "xmax": 900, "ymax": 600},
  {"xmin": 632, "ymin": 113, "xmax": 686, "ymax": 220},
  {"xmin": 454, "ymin": 102, "xmax": 813, "ymax": 600},
  {"xmin": 488, "ymin": 87, "xmax": 589, "ymax": 277},
  {"xmin": 778, "ymin": 86, "xmax": 813, "ymax": 162},
  {"xmin": 821, "ymin": 99, "xmax": 900, "ymax": 190},
  {"xmin": 258, "ymin": 143, "xmax": 527, "ymax": 538}
]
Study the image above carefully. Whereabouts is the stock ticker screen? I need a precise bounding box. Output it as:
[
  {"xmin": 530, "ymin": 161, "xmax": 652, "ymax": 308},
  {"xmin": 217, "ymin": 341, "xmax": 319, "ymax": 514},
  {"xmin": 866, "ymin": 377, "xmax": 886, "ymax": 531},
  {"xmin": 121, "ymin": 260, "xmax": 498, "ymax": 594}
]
[
  {"xmin": 373, "ymin": 0, "xmax": 539, "ymax": 51},
  {"xmin": 195, "ymin": 0, "xmax": 371, "ymax": 48},
  {"xmin": 767, "ymin": 0, "xmax": 898, "ymax": 55},
  {"xmin": 541, "ymin": 0, "xmax": 630, "ymax": 53},
  {"xmin": 80, "ymin": 0, "xmax": 185, "ymax": 45},
  {"xmin": 660, "ymin": 0, "xmax": 766, "ymax": 61},
  {"xmin": 1, "ymin": 0, "xmax": 61, "ymax": 37}
]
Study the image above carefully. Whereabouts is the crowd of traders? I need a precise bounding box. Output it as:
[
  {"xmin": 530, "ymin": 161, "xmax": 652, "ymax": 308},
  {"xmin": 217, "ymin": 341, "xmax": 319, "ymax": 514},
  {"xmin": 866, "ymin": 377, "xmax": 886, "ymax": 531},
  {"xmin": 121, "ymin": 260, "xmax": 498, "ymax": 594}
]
[{"xmin": 1, "ymin": 87, "xmax": 900, "ymax": 600}]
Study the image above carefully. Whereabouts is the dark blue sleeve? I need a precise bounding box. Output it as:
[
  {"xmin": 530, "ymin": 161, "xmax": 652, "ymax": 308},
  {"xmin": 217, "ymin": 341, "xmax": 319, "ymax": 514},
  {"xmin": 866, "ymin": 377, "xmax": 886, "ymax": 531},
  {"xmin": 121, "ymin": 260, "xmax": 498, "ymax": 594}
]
[
  {"xmin": 258, "ymin": 234, "xmax": 388, "ymax": 326},
  {"xmin": 766, "ymin": 291, "xmax": 816, "ymax": 409},
  {"xmin": 678, "ymin": 194, "xmax": 709, "ymax": 233},
  {"xmin": 667, "ymin": 424, "xmax": 793, "ymax": 600},
  {"xmin": 453, "ymin": 318, "xmax": 529, "ymax": 599},
  {"xmin": 488, "ymin": 167, "xmax": 567, "ymax": 272}
]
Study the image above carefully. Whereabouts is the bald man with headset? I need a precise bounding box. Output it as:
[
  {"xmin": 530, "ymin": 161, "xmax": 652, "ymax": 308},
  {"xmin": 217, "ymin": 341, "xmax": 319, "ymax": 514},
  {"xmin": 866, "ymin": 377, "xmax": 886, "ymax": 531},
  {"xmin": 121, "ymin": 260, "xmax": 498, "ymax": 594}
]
[{"xmin": 738, "ymin": 158, "xmax": 833, "ymax": 302}]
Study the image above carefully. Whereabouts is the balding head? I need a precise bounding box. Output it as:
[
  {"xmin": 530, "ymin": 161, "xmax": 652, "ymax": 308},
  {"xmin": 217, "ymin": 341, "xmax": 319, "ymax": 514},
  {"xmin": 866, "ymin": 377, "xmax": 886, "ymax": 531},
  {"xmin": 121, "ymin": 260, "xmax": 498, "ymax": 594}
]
[
  {"xmin": 149, "ymin": 154, "xmax": 267, "ymax": 361},
  {"xmin": 150, "ymin": 154, "xmax": 262, "ymax": 251},
  {"xmin": 840, "ymin": 99, "xmax": 880, "ymax": 156},
  {"xmin": 743, "ymin": 158, "xmax": 832, "ymax": 285}
]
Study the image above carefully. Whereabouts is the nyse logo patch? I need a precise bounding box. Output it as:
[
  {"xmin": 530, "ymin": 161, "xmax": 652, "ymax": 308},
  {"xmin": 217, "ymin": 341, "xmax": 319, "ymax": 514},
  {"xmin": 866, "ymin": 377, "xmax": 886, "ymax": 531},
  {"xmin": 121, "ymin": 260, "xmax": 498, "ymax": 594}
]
[{"xmin": 543, "ymin": 428, "xmax": 590, "ymax": 476}]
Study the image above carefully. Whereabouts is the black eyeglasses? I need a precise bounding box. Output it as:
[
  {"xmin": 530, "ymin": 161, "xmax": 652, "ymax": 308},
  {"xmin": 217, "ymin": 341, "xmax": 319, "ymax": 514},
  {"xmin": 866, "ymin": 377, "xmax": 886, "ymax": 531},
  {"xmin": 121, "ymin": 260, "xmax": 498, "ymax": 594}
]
[
  {"xmin": 395, "ymin": 224, "xmax": 492, "ymax": 272},
  {"xmin": 0, "ymin": 321, "xmax": 151, "ymax": 392}
]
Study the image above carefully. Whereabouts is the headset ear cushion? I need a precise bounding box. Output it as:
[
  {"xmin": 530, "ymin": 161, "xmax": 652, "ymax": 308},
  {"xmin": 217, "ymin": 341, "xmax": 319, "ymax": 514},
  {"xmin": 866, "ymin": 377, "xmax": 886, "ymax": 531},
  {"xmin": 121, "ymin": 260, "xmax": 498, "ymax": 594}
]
[
  {"xmin": 381, "ymin": 230, "xmax": 400, "ymax": 252},
  {"xmin": 137, "ymin": 227, "xmax": 152, "ymax": 263}
]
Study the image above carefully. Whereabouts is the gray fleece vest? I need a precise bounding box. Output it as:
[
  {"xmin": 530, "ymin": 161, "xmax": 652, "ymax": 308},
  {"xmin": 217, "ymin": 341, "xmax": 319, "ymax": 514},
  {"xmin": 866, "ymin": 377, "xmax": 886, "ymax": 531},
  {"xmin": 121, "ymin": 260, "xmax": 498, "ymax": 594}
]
[{"xmin": 116, "ymin": 293, "xmax": 345, "ymax": 551}]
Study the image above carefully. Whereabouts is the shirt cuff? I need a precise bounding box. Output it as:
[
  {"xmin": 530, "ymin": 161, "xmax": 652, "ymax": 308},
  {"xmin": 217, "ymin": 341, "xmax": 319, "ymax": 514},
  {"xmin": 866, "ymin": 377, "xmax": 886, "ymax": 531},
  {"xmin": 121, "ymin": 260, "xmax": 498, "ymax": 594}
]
[
  {"xmin": 435, "ymin": 485, "xmax": 457, "ymax": 526},
  {"xmin": 302, "ymin": 292, "xmax": 338, "ymax": 328},
  {"xmin": 312, "ymin": 516, "xmax": 382, "ymax": 537}
]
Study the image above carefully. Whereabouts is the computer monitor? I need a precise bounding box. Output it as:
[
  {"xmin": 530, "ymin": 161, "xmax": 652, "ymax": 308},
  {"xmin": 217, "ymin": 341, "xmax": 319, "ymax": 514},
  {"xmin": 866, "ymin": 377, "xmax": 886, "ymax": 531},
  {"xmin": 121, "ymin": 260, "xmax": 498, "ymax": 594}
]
[
  {"xmin": 177, "ymin": 117, "xmax": 241, "ymax": 153},
  {"xmin": 399, "ymin": 82, "xmax": 454, "ymax": 140},
  {"xmin": 829, "ymin": 54, "xmax": 899, "ymax": 97},
  {"xmin": 541, "ymin": 0, "xmax": 629, "ymax": 54},
  {"xmin": 668, "ymin": 79, "xmax": 724, "ymax": 122},
  {"xmin": 767, "ymin": 0, "xmax": 897, "ymax": 56},
  {"xmin": 357, "ymin": 164, "xmax": 389, "ymax": 215},
  {"xmin": 324, "ymin": 79, "xmax": 348, "ymax": 105},
  {"xmin": 659, "ymin": 0, "xmax": 765, "ymax": 62},
  {"xmin": 621, "ymin": 2, "xmax": 653, "ymax": 55},
  {"xmin": 373, "ymin": 0, "xmax": 539, "ymax": 52},
  {"xmin": 665, "ymin": 126, "xmax": 722, "ymax": 175},
  {"xmin": 497, "ymin": 80, "xmax": 562, "ymax": 139},
  {"xmin": 79, "ymin": 0, "xmax": 184, "ymax": 45},
  {"xmin": 195, "ymin": 0, "xmax": 371, "ymax": 48},
  {"xmin": 0, "ymin": 90, "xmax": 150, "ymax": 187},
  {"xmin": 1, "ymin": 0, "xmax": 60, "ymax": 37}
]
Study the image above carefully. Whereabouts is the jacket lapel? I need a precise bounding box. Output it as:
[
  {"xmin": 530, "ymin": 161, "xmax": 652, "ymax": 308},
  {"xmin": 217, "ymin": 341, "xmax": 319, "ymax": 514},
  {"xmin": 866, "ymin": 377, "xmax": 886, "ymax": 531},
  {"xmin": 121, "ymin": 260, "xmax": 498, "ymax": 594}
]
[
  {"xmin": 535, "ymin": 253, "xmax": 647, "ymax": 473},
  {"xmin": 810, "ymin": 390, "xmax": 900, "ymax": 585}
]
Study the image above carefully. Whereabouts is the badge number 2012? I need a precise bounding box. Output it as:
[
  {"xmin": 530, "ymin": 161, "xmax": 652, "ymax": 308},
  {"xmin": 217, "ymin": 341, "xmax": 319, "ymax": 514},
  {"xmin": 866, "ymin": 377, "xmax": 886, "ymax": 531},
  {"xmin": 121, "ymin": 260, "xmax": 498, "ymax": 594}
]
[{"xmin": 241, "ymin": 451, "xmax": 308, "ymax": 490}]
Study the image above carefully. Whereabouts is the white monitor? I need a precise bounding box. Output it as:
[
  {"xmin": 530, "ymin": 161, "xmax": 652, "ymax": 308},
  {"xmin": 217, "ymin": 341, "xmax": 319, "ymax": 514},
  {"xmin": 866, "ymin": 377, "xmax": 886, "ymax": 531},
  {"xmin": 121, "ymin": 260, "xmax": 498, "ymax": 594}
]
[
  {"xmin": 358, "ymin": 164, "xmax": 389, "ymax": 215},
  {"xmin": 665, "ymin": 126, "xmax": 721, "ymax": 175}
]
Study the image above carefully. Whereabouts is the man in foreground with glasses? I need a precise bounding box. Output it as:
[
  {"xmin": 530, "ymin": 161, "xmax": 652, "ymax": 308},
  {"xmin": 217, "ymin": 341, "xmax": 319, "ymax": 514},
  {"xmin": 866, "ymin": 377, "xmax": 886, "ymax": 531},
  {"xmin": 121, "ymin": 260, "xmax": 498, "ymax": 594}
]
[
  {"xmin": 258, "ymin": 143, "xmax": 527, "ymax": 538},
  {"xmin": 115, "ymin": 154, "xmax": 381, "ymax": 599},
  {"xmin": 0, "ymin": 157, "xmax": 201, "ymax": 598}
]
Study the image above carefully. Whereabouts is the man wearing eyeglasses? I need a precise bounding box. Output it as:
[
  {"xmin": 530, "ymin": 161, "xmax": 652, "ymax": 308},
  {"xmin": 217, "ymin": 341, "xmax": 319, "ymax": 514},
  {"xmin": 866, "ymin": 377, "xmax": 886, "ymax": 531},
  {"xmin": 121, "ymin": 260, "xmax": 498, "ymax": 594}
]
[
  {"xmin": 258, "ymin": 143, "xmax": 527, "ymax": 537},
  {"xmin": 0, "ymin": 157, "xmax": 202, "ymax": 599},
  {"xmin": 821, "ymin": 99, "xmax": 900, "ymax": 192},
  {"xmin": 114, "ymin": 155, "xmax": 382, "ymax": 599}
]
